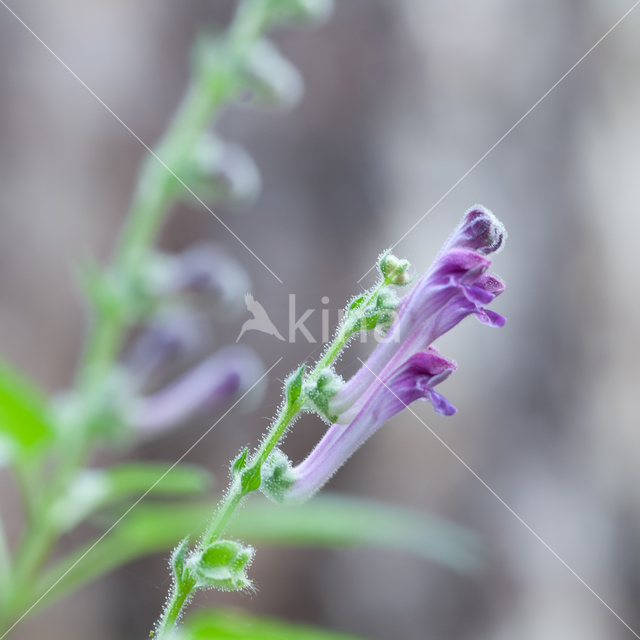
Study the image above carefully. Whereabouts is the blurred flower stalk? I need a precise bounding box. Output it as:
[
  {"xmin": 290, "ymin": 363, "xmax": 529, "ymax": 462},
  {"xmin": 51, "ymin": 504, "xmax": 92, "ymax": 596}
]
[
  {"xmin": 155, "ymin": 205, "xmax": 507, "ymax": 637},
  {"xmin": 0, "ymin": 0, "xmax": 334, "ymax": 633}
]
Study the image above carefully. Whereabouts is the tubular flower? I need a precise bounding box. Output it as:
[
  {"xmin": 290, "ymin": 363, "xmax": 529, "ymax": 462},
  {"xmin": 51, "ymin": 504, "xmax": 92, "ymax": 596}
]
[
  {"xmin": 330, "ymin": 205, "xmax": 506, "ymax": 421},
  {"xmin": 129, "ymin": 345, "xmax": 264, "ymax": 435},
  {"xmin": 264, "ymin": 205, "xmax": 507, "ymax": 505}
]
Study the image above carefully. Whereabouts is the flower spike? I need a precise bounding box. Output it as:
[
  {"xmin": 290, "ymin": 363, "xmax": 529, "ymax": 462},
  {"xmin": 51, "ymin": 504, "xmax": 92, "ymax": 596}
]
[{"xmin": 262, "ymin": 205, "xmax": 507, "ymax": 505}]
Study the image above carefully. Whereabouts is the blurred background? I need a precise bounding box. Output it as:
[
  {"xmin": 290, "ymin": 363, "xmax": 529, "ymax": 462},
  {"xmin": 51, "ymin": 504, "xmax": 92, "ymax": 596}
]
[{"xmin": 1, "ymin": 0, "xmax": 640, "ymax": 638}]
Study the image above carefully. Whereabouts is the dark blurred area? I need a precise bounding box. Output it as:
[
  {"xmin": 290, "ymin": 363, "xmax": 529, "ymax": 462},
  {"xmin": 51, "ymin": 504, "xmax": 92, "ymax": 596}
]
[{"xmin": 2, "ymin": 0, "xmax": 640, "ymax": 638}]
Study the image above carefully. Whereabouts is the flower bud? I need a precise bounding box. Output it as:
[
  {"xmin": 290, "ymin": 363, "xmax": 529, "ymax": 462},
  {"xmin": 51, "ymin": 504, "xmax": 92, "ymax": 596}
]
[
  {"xmin": 187, "ymin": 540, "xmax": 254, "ymax": 592},
  {"xmin": 349, "ymin": 287, "xmax": 399, "ymax": 335},
  {"xmin": 440, "ymin": 205, "xmax": 507, "ymax": 257},
  {"xmin": 378, "ymin": 250, "xmax": 412, "ymax": 285}
]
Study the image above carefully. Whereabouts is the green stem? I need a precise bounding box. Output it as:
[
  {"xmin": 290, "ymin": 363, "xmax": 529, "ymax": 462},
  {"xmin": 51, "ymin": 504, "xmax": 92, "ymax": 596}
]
[
  {"xmin": 156, "ymin": 574, "xmax": 197, "ymax": 639},
  {"xmin": 200, "ymin": 398, "xmax": 301, "ymax": 549},
  {"xmin": 157, "ymin": 279, "xmax": 389, "ymax": 632},
  {"xmin": 79, "ymin": 79, "xmax": 223, "ymax": 390},
  {"xmin": 308, "ymin": 279, "xmax": 387, "ymax": 381}
]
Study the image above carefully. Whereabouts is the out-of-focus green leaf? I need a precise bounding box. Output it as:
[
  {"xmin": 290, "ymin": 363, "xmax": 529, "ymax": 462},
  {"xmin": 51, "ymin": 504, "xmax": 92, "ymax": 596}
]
[
  {"xmin": 0, "ymin": 358, "xmax": 53, "ymax": 463},
  {"xmin": 50, "ymin": 462, "xmax": 213, "ymax": 532},
  {"xmin": 30, "ymin": 493, "xmax": 480, "ymax": 615},
  {"xmin": 229, "ymin": 495, "xmax": 482, "ymax": 574},
  {"xmin": 106, "ymin": 461, "xmax": 213, "ymax": 496},
  {"xmin": 183, "ymin": 608, "xmax": 371, "ymax": 640}
]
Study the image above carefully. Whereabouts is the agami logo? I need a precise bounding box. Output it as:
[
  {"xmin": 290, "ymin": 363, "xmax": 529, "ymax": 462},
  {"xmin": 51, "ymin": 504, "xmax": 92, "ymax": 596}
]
[
  {"xmin": 236, "ymin": 294, "xmax": 285, "ymax": 342},
  {"xmin": 237, "ymin": 294, "xmax": 400, "ymax": 345}
]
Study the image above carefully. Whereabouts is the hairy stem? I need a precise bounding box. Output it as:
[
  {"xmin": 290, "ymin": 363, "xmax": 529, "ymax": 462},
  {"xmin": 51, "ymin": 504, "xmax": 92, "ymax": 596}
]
[
  {"xmin": 10, "ymin": 1, "xmax": 272, "ymax": 630},
  {"xmin": 156, "ymin": 573, "xmax": 197, "ymax": 639},
  {"xmin": 154, "ymin": 279, "xmax": 388, "ymax": 634}
]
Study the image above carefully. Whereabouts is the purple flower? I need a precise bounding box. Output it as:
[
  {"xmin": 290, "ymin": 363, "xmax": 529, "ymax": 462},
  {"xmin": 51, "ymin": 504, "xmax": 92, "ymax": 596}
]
[
  {"xmin": 125, "ymin": 307, "xmax": 213, "ymax": 384},
  {"xmin": 284, "ymin": 347, "xmax": 457, "ymax": 503},
  {"xmin": 330, "ymin": 206, "xmax": 506, "ymax": 420},
  {"xmin": 147, "ymin": 242, "xmax": 251, "ymax": 318},
  {"xmin": 270, "ymin": 205, "xmax": 506, "ymax": 504},
  {"xmin": 129, "ymin": 345, "xmax": 264, "ymax": 436}
]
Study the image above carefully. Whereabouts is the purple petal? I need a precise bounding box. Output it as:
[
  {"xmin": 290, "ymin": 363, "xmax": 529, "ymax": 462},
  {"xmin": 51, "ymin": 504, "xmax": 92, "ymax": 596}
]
[
  {"xmin": 286, "ymin": 350, "xmax": 457, "ymax": 503},
  {"xmin": 475, "ymin": 309, "xmax": 507, "ymax": 328},
  {"xmin": 129, "ymin": 345, "xmax": 264, "ymax": 436},
  {"xmin": 427, "ymin": 390, "xmax": 457, "ymax": 416},
  {"xmin": 330, "ymin": 249, "xmax": 493, "ymax": 417},
  {"xmin": 439, "ymin": 205, "xmax": 507, "ymax": 257},
  {"xmin": 463, "ymin": 285, "xmax": 495, "ymax": 305},
  {"xmin": 125, "ymin": 307, "xmax": 212, "ymax": 384}
]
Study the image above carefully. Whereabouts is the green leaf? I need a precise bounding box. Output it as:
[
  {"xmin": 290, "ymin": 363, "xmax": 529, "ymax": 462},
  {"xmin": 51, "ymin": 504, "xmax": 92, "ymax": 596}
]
[
  {"xmin": 106, "ymin": 462, "xmax": 213, "ymax": 497},
  {"xmin": 30, "ymin": 493, "xmax": 480, "ymax": 616},
  {"xmin": 50, "ymin": 462, "xmax": 213, "ymax": 532},
  {"xmin": 184, "ymin": 608, "xmax": 370, "ymax": 640},
  {"xmin": 0, "ymin": 357, "xmax": 53, "ymax": 463},
  {"xmin": 229, "ymin": 495, "xmax": 482, "ymax": 574}
]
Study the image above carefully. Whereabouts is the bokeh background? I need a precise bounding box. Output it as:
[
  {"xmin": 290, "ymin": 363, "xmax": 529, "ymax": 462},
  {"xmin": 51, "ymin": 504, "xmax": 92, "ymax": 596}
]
[{"xmin": 2, "ymin": 0, "xmax": 640, "ymax": 638}]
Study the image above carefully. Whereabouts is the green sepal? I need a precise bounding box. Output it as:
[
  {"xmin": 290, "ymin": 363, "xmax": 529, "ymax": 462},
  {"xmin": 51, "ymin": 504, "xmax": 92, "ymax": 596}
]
[
  {"xmin": 238, "ymin": 39, "xmax": 303, "ymax": 109},
  {"xmin": 54, "ymin": 370, "xmax": 134, "ymax": 443},
  {"xmin": 304, "ymin": 368, "xmax": 342, "ymax": 422},
  {"xmin": 188, "ymin": 540, "xmax": 254, "ymax": 592},
  {"xmin": 78, "ymin": 262, "xmax": 123, "ymax": 321},
  {"xmin": 77, "ymin": 258, "xmax": 155, "ymax": 327},
  {"xmin": 285, "ymin": 363, "xmax": 306, "ymax": 406},
  {"xmin": 175, "ymin": 134, "xmax": 261, "ymax": 207},
  {"xmin": 260, "ymin": 449, "xmax": 295, "ymax": 504},
  {"xmin": 171, "ymin": 537, "xmax": 191, "ymax": 585}
]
